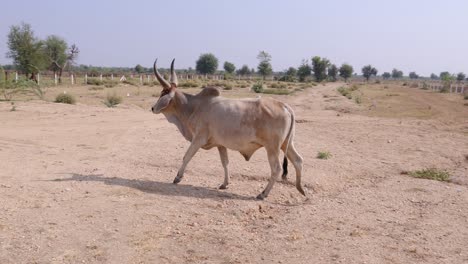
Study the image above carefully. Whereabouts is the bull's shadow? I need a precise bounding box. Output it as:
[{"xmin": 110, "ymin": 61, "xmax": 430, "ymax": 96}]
[{"xmin": 52, "ymin": 173, "xmax": 254, "ymax": 201}]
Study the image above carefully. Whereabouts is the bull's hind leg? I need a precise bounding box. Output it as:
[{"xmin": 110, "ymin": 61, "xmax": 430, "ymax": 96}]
[
  {"xmin": 256, "ymin": 148, "xmax": 282, "ymax": 200},
  {"xmin": 217, "ymin": 146, "xmax": 230, "ymax": 189},
  {"xmin": 286, "ymin": 143, "xmax": 305, "ymax": 196}
]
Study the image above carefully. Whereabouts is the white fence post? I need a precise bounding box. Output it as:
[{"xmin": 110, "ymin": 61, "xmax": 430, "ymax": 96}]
[
  {"xmin": 15, "ymin": 72, "xmax": 18, "ymax": 82},
  {"xmin": 111, "ymin": 74, "xmax": 114, "ymax": 80},
  {"xmin": 71, "ymin": 74, "xmax": 75, "ymax": 85},
  {"xmin": 140, "ymin": 75, "xmax": 143, "ymax": 85},
  {"xmin": 37, "ymin": 73, "xmax": 40, "ymax": 85},
  {"xmin": 100, "ymin": 74, "xmax": 103, "ymax": 81},
  {"xmin": 54, "ymin": 73, "xmax": 58, "ymax": 85},
  {"xmin": 85, "ymin": 74, "xmax": 88, "ymax": 84}
]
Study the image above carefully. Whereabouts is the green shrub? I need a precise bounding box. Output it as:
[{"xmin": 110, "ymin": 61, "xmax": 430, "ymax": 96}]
[
  {"xmin": 178, "ymin": 81, "xmax": 199, "ymax": 88},
  {"xmin": 88, "ymin": 86, "xmax": 104, "ymax": 91},
  {"xmin": 87, "ymin": 78, "xmax": 104, "ymax": 86},
  {"xmin": 104, "ymin": 93, "xmax": 122, "ymax": 107},
  {"xmin": 104, "ymin": 80, "xmax": 118, "ymax": 88},
  {"xmin": 252, "ymin": 82, "xmax": 264, "ymax": 93},
  {"xmin": 354, "ymin": 95, "xmax": 362, "ymax": 104},
  {"xmin": 337, "ymin": 87, "xmax": 350, "ymax": 97},
  {"xmin": 122, "ymin": 79, "xmax": 137, "ymax": 86},
  {"xmin": 223, "ymin": 83, "xmax": 233, "ymax": 90},
  {"xmin": 269, "ymin": 82, "xmax": 287, "ymax": 89},
  {"xmin": 262, "ymin": 89, "xmax": 291, "ymax": 95},
  {"xmin": 55, "ymin": 93, "xmax": 76, "ymax": 104},
  {"xmin": 317, "ymin": 151, "xmax": 331, "ymax": 159},
  {"xmin": 407, "ymin": 168, "xmax": 450, "ymax": 182}
]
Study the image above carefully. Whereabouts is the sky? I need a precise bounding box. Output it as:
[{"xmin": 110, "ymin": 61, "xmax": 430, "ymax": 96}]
[{"xmin": 0, "ymin": 0, "xmax": 467, "ymax": 76}]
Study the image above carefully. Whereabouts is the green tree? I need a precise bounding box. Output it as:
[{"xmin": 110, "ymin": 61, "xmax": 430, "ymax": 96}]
[
  {"xmin": 297, "ymin": 61, "xmax": 312, "ymax": 82},
  {"xmin": 328, "ymin": 64, "xmax": 338, "ymax": 82},
  {"xmin": 382, "ymin": 72, "xmax": 391, "ymax": 79},
  {"xmin": 311, "ymin": 56, "xmax": 329, "ymax": 82},
  {"xmin": 223, "ymin": 61, "xmax": 236, "ymax": 74},
  {"xmin": 362, "ymin": 65, "xmax": 378, "ymax": 81},
  {"xmin": 135, "ymin": 64, "xmax": 144, "ymax": 74},
  {"xmin": 43, "ymin": 36, "xmax": 79, "ymax": 83},
  {"xmin": 339, "ymin": 63, "xmax": 353, "ymax": 82},
  {"xmin": 391, "ymin": 68, "xmax": 403, "ymax": 79},
  {"xmin": 430, "ymin": 73, "xmax": 438, "ymax": 80},
  {"xmin": 256, "ymin": 51, "xmax": 272, "ymax": 80},
  {"xmin": 439, "ymin": 71, "xmax": 451, "ymax": 81},
  {"xmin": 409, "ymin": 71, "xmax": 419, "ymax": 79},
  {"xmin": 6, "ymin": 22, "xmax": 46, "ymax": 81},
  {"xmin": 280, "ymin": 67, "xmax": 297, "ymax": 82},
  {"xmin": 456, "ymin": 72, "xmax": 466, "ymax": 81},
  {"xmin": 237, "ymin": 65, "xmax": 251, "ymax": 76},
  {"xmin": 196, "ymin": 53, "xmax": 218, "ymax": 74}
]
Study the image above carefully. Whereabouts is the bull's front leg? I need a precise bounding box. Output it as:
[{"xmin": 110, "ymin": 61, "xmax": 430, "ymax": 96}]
[{"xmin": 173, "ymin": 137, "xmax": 206, "ymax": 184}]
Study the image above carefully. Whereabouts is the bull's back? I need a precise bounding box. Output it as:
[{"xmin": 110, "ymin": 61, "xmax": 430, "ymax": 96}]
[{"xmin": 201, "ymin": 97, "xmax": 291, "ymax": 151}]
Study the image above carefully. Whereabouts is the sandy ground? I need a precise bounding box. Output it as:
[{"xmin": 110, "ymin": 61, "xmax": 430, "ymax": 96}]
[{"xmin": 0, "ymin": 83, "xmax": 467, "ymax": 263}]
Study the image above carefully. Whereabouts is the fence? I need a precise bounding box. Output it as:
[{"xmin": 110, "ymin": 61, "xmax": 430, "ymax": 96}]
[{"xmin": 1, "ymin": 70, "xmax": 276, "ymax": 86}]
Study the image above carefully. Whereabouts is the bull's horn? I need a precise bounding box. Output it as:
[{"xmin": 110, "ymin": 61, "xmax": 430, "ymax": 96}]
[
  {"xmin": 153, "ymin": 58, "xmax": 170, "ymax": 89},
  {"xmin": 170, "ymin": 58, "xmax": 178, "ymax": 86}
]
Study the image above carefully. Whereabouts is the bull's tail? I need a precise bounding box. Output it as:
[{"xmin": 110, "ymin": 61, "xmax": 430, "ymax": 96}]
[{"xmin": 282, "ymin": 105, "xmax": 305, "ymax": 196}]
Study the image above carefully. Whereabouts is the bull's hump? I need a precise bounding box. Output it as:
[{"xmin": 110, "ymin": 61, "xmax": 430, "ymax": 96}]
[{"xmin": 197, "ymin": 87, "xmax": 220, "ymax": 97}]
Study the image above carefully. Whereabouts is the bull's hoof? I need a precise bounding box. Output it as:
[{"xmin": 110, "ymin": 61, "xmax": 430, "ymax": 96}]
[
  {"xmin": 256, "ymin": 193, "xmax": 265, "ymax": 200},
  {"xmin": 219, "ymin": 184, "xmax": 228, "ymax": 190},
  {"xmin": 173, "ymin": 177, "xmax": 182, "ymax": 184}
]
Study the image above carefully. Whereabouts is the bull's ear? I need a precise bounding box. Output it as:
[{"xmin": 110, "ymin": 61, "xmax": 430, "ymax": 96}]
[{"xmin": 154, "ymin": 91, "xmax": 174, "ymax": 113}]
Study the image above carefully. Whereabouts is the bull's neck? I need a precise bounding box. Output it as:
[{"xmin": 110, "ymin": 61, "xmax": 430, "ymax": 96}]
[{"xmin": 162, "ymin": 92, "xmax": 195, "ymax": 141}]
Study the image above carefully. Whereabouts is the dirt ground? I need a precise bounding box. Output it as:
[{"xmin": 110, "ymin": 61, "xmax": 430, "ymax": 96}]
[{"xmin": 1, "ymin": 82, "xmax": 467, "ymax": 263}]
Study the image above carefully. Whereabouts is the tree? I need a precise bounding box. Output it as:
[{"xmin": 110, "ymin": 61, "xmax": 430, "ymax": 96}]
[
  {"xmin": 285, "ymin": 67, "xmax": 297, "ymax": 77},
  {"xmin": 456, "ymin": 72, "xmax": 466, "ymax": 81},
  {"xmin": 279, "ymin": 67, "xmax": 297, "ymax": 82},
  {"xmin": 382, "ymin": 72, "xmax": 391, "ymax": 79},
  {"xmin": 135, "ymin": 64, "xmax": 144, "ymax": 74},
  {"xmin": 430, "ymin": 73, "xmax": 438, "ymax": 80},
  {"xmin": 439, "ymin": 71, "xmax": 451, "ymax": 81},
  {"xmin": 223, "ymin": 61, "xmax": 236, "ymax": 74},
  {"xmin": 43, "ymin": 36, "xmax": 79, "ymax": 83},
  {"xmin": 196, "ymin": 53, "xmax": 218, "ymax": 74},
  {"xmin": 339, "ymin": 63, "xmax": 353, "ymax": 82},
  {"xmin": 311, "ymin": 56, "xmax": 329, "ymax": 82},
  {"xmin": 328, "ymin": 64, "xmax": 338, "ymax": 82},
  {"xmin": 256, "ymin": 51, "xmax": 272, "ymax": 80},
  {"xmin": 237, "ymin": 65, "xmax": 251, "ymax": 76},
  {"xmin": 391, "ymin": 68, "xmax": 403, "ymax": 79},
  {"xmin": 297, "ymin": 60, "xmax": 312, "ymax": 82},
  {"xmin": 409, "ymin": 71, "xmax": 419, "ymax": 79},
  {"xmin": 362, "ymin": 65, "xmax": 378, "ymax": 81},
  {"xmin": 6, "ymin": 22, "xmax": 46, "ymax": 81}
]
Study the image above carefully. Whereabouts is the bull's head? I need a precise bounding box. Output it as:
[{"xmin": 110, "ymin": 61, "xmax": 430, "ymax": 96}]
[{"xmin": 151, "ymin": 59, "xmax": 178, "ymax": 114}]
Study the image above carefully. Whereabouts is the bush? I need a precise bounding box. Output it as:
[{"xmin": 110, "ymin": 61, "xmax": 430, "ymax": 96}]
[
  {"xmin": 317, "ymin": 151, "xmax": 331, "ymax": 159},
  {"xmin": 223, "ymin": 83, "xmax": 233, "ymax": 90},
  {"xmin": 337, "ymin": 86, "xmax": 351, "ymax": 97},
  {"xmin": 178, "ymin": 81, "xmax": 199, "ymax": 88},
  {"xmin": 55, "ymin": 93, "xmax": 76, "ymax": 104},
  {"xmin": 354, "ymin": 95, "xmax": 362, "ymax": 104},
  {"xmin": 252, "ymin": 82, "xmax": 264, "ymax": 93},
  {"xmin": 406, "ymin": 168, "xmax": 450, "ymax": 182},
  {"xmin": 122, "ymin": 79, "xmax": 138, "ymax": 86},
  {"xmin": 262, "ymin": 89, "xmax": 291, "ymax": 95},
  {"xmin": 87, "ymin": 78, "xmax": 104, "ymax": 86},
  {"xmin": 104, "ymin": 93, "xmax": 122, "ymax": 107},
  {"xmin": 269, "ymin": 82, "xmax": 287, "ymax": 89},
  {"xmin": 104, "ymin": 80, "xmax": 118, "ymax": 88},
  {"xmin": 464, "ymin": 94, "xmax": 468, "ymax": 100}
]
